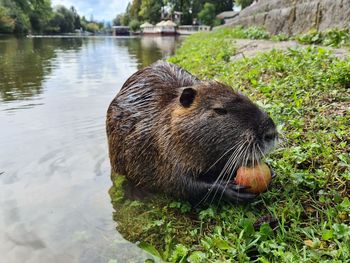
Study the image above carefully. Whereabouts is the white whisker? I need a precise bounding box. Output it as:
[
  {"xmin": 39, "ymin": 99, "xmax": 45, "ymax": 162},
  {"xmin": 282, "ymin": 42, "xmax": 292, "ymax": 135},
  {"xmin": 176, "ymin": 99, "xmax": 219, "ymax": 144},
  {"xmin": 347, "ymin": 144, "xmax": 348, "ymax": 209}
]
[{"xmin": 195, "ymin": 139, "xmax": 248, "ymax": 206}]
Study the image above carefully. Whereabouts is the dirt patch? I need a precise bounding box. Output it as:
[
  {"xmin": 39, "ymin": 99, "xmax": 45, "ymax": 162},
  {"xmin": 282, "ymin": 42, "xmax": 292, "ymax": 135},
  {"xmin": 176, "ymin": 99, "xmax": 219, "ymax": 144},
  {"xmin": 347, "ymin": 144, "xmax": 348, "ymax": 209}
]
[{"xmin": 231, "ymin": 39, "xmax": 349, "ymax": 61}]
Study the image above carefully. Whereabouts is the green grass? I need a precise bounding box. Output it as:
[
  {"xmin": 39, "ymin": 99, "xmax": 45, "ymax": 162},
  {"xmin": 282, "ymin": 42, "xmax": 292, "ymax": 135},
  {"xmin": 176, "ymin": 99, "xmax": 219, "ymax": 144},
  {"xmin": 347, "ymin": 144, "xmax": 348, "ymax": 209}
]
[
  {"xmin": 213, "ymin": 26, "xmax": 270, "ymax": 40},
  {"xmin": 109, "ymin": 28, "xmax": 350, "ymax": 262},
  {"xmin": 296, "ymin": 28, "xmax": 350, "ymax": 48}
]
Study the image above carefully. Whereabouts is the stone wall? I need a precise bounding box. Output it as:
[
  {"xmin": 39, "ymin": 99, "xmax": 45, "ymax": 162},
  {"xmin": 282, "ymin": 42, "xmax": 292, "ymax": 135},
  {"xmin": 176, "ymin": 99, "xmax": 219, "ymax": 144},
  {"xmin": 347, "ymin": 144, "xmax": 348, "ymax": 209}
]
[{"xmin": 224, "ymin": 0, "xmax": 350, "ymax": 35}]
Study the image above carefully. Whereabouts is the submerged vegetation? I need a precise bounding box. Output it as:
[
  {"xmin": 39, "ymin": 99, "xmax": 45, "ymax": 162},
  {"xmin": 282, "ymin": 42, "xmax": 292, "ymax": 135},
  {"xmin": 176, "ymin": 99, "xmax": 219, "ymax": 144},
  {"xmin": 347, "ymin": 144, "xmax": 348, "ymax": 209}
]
[{"xmin": 110, "ymin": 27, "xmax": 350, "ymax": 262}]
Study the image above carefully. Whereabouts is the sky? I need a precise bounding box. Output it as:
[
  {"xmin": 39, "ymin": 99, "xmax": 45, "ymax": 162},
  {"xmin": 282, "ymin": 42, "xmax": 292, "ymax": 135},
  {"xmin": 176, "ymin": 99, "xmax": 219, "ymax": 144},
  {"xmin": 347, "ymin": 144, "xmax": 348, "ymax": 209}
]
[{"xmin": 51, "ymin": 0, "xmax": 130, "ymax": 22}]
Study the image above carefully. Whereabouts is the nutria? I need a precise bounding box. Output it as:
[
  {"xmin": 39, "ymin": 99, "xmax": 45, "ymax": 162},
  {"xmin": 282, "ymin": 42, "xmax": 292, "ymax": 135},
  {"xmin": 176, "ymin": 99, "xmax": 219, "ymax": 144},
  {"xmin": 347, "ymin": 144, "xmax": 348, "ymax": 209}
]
[{"xmin": 106, "ymin": 61, "xmax": 277, "ymax": 204}]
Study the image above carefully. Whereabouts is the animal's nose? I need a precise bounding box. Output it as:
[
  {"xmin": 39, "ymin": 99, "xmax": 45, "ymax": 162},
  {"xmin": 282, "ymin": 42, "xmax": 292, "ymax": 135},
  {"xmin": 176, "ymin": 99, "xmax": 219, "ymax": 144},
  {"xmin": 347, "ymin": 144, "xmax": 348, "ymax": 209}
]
[
  {"xmin": 259, "ymin": 116, "xmax": 277, "ymax": 142},
  {"xmin": 263, "ymin": 129, "xmax": 278, "ymax": 142}
]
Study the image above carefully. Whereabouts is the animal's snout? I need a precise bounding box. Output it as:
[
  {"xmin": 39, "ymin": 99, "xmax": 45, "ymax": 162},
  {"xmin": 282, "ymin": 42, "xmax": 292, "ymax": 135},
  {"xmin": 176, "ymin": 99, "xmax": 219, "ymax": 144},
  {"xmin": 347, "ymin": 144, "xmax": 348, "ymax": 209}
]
[
  {"xmin": 259, "ymin": 116, "xmax": 277, "ymax": 138},
  {"xmin": 263, "ymin": 128, "xmax": 278, "ymax": 142},
  {"xmin": 258, "ymin": 116, "xmax": 278, "ymax": 153}
]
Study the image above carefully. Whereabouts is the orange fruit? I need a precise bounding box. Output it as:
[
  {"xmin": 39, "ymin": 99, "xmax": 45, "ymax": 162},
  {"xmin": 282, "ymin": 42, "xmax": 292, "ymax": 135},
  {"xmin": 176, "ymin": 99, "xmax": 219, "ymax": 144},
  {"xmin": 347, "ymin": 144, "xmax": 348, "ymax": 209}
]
[{"xmin": 234, "ymin": 163, "xmax": 272, "ymax": 193}]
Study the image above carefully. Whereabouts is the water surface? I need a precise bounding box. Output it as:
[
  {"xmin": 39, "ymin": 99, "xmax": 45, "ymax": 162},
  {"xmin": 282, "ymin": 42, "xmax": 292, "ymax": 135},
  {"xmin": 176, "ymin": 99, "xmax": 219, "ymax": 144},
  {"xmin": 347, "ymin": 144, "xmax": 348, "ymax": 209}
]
[{"xmin": 0, "ymin": 35, "xmax": 182, "ymax": 263}]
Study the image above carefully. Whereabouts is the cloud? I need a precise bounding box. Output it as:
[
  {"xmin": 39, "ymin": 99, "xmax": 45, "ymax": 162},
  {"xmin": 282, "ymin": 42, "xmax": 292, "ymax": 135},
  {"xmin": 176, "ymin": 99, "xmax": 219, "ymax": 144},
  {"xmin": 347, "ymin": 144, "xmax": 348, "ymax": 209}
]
[{"xmin": 51, "ymin": 0, "xmax": 131, "ymax": 21}]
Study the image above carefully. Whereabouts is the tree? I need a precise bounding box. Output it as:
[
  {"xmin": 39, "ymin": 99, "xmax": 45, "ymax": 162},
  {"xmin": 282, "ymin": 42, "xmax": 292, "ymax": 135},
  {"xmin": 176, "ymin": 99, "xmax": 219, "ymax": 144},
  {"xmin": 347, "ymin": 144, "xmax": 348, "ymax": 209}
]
[
  {"xmin": 0, "ymin": 6, "xmax": 15, "ymax": 33},
  {"xmin": 208, "ymin": 0, "xmax": 233, "ymax": 13},
  {"xmin": 11, "ymin": 6, "xmax": 31, "ymax": 33},
  {"xmin": 128, "ymin": 19, "xmax": 140, "ymax": 32},
  {"xmin": 70, "ymin": 6, "xmax": 81, "ymax": 29},
  {"xmin": 1, "ymin": 0, "xmax": 56, "ymax": 34},
  {"xmin": 121, "ymin": 13, "xmax": 130, "ymax": 26},
  {"xmin": 112, "ymin": 14, "xmax": 123, "ymax": 26},
  {"xmin": 114, "ymin": 0, "xmax": 237, "ymax": 27},
  {"xmin": 80, "ymin": 15, "xmax": 88, "ymax": 30},
  {"xmin": 1, "ymin": 0, "xmax": 31, "ymax": 33},
  {"xmin": 29, "ymin": 0, "xmax": 53, "ymax": 33},
  {"xmin": 49, "ymin": 5, "xmax": 75, "ymax": 33},
  {"xmin": 0, "ymin": 0, "xmax": 87, "ymax": 34},
  {"xmin": 197, "ymin": 2, "xmax": 217, "ymax": 26},
  {"xmin": 129, "ymin": 0, "xmax": 142, "ymax": 20},
  {"xmin": 139, "ymin": 0, "xmax": 163, "ymax": 24},
  {"xmin": 86, "ymin": 22, "xmax": 99, "ymax": 33},
  {"xmin": 179, "ymin": 0, "xmax": 193, "ymax": 25}
]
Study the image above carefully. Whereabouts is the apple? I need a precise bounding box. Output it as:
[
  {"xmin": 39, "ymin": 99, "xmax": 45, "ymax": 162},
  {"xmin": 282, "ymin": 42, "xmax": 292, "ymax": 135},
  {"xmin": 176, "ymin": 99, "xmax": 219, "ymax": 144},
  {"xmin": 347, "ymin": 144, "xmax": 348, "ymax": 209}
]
[{"xmin": 234, "ymin": 163, "xmax": 272, "ymax": 193}]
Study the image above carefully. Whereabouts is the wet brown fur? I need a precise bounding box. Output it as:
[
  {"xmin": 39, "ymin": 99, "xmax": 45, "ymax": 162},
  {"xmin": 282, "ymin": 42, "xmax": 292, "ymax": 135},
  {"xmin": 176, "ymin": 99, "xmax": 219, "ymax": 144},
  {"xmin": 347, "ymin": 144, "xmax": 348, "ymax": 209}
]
[{"xmin": 106, "ymin": 61, "xmax": 277, "ymax": 203}]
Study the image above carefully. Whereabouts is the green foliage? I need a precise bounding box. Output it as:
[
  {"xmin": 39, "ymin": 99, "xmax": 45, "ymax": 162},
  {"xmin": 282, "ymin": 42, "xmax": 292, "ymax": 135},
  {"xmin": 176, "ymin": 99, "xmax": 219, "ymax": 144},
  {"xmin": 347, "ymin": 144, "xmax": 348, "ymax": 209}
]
[
  {"xmin": 114, "ymin": 11, "xmax": 131, "ymax": 26},
  {"xmin": 208, "ymin": 0, "xmax": 233, "ymax": 13},
  {"xmin": 70, "ymin": 6, "xmax": 81, "ymax": 30},
  {"xmin": 271, "ymin": 32, "xmax": 290, "ymax": 41},
  {"xmin": 139, "ymin": 0, "xmax": 163, "ymax": 24},
  {"xmin": 128, "ymin": 19, "xmax": 140, "ymax": 32},
  {"xmin": 243, "ymin": 26, "xmax": 270, "ymax": 39},
  {"xmin": 80, "ymin": 16, "xmax": 88, "ymax": 30},
  {"xmin": 168, "ymin": 30, "xmax": 236, "ymax": 78},
  {"xmin": 48, "ymin": 5, "xmax": 75, "ymax": 33},
  {"xmin": 297, "ymin": 28, "xmax": 350, "ymax": 48},
  {"xmin": 236, "ymin": 0, "xmax": 254, "ymax": 9},
  {"xmin": 85, "ymin": 22, "xmax": 99, "ymax": 33},
  {"xmin": 0, "ymin": 0, "xmax": 51, "ymax": 33},
  {"xmin": 129, "ymin": 0, "xmax": 142, "ymax": 21},
  {"xmin": 213, "ymin": 26, "xmax": 269, "ymax": 40},
  {"xmin": 115, "ymin": 3, "xmax": 132, "ymax": 26},
  {"xmin": 0, "ymin": 6, "xmax": 15, "ymax": 33},
  {"xmin": 110, "ymin": 27, "xmax": 350, "ymax": 262},
  {"xmin": 13, "ymin": 9, "xmax": 30, "ymax": 33},
  {"xmin": 168, "ymin": 27, "xmax": 269, "ymax": 78},
  {"xmin": 119, "ymin": 0, "xmax": 233, "ymax": 26},
  {"xmin": 121, "ymin": 13, "xmax": 130, "ymax": 26},
  {"xmin": 1, "ymin": 0, "xmax": 29, "ymax": 34},
  {"xmin": 197, "ymin": 2, "xmax": 217, "ymax": 27},
  {"xmin": 112, "ymin": 14, "xmax": 123, "ymax": 26},
  {"xmin": 0, "ymin": 0, "xmax": 100, "ymax": 34},
  {"xmin": 29, "ymin": 0, "xmax": 52, "ymax": 33}
]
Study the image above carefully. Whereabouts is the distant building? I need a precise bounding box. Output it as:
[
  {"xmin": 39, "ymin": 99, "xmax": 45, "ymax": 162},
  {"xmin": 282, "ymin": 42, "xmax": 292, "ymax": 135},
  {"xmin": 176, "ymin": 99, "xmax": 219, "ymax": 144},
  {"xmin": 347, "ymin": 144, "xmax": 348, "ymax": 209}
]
[
  {"xmin": 177, "ymin": 25, "xmax": 211, "ymax": 35},
  {"xmin": 112, "ymin": 26, "xmax": 129, "ymax": 36},
  {"xmin": 141, "ymin": 20, "xmax": 212, "ymax": 36},
  {"xmin": 140, "ymin": 20, "xmax": 177, "ymax": 35},
  {"xmin": 140, "ymin": 22, "xmax": 157, "ymax": 34},
  {"xmin": 173, "ymin": 11, "xmax": 183, "ymax": 24},
  {"xmin": 156, "ymin": 20, "xmax": 177, "ymax": 35}
]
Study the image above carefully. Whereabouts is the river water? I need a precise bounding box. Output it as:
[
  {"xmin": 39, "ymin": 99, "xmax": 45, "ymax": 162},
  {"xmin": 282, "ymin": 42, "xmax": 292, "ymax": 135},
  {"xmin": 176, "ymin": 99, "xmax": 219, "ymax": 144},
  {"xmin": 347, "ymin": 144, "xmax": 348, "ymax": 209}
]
[{"xmin": 0, "ymin": 35, "xmax": 182, "ymax": 263}]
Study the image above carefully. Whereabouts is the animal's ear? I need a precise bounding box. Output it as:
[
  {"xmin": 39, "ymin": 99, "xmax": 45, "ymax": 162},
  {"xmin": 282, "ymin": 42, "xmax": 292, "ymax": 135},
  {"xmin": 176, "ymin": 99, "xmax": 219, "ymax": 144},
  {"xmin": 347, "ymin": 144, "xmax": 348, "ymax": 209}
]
[{"xmin": 180, "ymin": 87, "xmax": 197, "ymax": 108}]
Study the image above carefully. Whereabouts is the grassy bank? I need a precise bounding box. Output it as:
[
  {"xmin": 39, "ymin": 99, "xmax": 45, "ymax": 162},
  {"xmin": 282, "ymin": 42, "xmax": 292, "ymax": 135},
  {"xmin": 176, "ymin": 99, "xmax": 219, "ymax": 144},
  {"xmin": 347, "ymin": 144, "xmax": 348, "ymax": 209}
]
[{"xmin": 110, "ymin": 28, "xmax": 350, "ymax": 262}]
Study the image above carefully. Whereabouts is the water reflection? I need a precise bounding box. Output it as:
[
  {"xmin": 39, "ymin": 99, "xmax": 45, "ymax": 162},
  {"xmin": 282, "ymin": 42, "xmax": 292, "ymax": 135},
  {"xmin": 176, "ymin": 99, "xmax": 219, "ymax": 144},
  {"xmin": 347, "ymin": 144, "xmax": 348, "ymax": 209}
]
[
  {"xmin": 0, "ymin": 35, "xmax": 183, "ymax": 263},
  {"xmin": 116, "ymin": 36, "xmax": 182, "ymax": 69},
  {"xmin": 0, "ymin": 36, "xmax": 182, "ymax": 103},
  {"xmin": 0, "ymin": 38, "xmax": 50, "ymax": 101}
]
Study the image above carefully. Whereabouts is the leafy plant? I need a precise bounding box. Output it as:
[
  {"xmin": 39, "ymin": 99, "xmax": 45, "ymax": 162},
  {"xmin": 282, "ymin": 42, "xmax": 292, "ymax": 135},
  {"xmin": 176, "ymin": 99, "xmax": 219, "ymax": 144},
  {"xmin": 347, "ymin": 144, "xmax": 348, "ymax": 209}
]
[
  {"xmin": 271, "ymin": 33, "xmax": 289, "ymax": 41},
  {"xmin": 297, "ymin": 28, "xmax": 350, "ymax": 47}
]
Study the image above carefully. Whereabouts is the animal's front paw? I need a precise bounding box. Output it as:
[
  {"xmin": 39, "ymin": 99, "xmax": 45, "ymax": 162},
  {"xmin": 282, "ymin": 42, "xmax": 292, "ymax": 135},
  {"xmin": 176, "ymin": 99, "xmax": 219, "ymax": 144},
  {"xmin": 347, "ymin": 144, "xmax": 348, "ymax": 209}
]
[{"xmin": 223, "ymin": 183, "xmax": 257, "ymax": 204}]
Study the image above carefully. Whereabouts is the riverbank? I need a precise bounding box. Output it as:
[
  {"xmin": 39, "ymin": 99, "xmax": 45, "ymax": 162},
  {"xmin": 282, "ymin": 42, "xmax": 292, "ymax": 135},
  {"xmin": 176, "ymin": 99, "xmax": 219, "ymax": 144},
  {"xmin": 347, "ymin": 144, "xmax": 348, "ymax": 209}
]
[{"xmin": 110, "ymin": 27, "xmax": 350, "ymax": 262}]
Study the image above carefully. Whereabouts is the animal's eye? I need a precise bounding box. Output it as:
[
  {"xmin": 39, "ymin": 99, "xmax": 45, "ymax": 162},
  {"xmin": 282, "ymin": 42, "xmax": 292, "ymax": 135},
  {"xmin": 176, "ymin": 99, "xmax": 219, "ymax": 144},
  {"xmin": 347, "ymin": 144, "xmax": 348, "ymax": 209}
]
[{"xmin": 213, "ymin": 108, "xmax": 227, "ymax": 115}]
